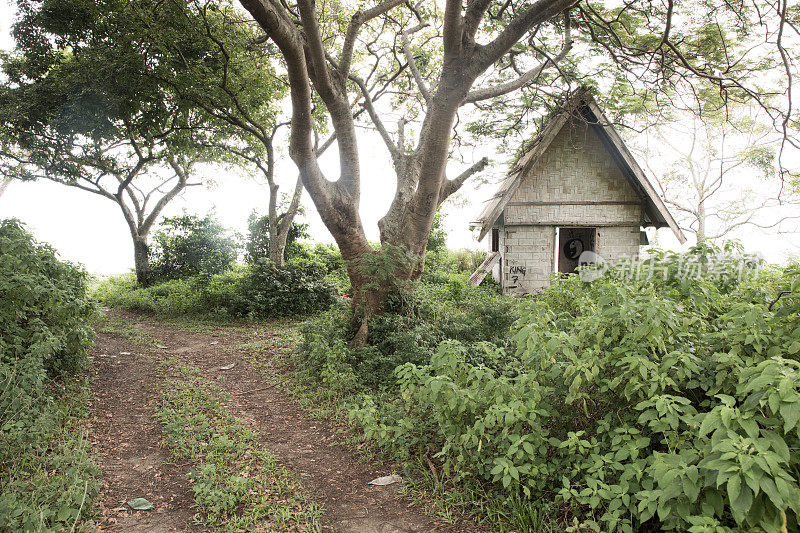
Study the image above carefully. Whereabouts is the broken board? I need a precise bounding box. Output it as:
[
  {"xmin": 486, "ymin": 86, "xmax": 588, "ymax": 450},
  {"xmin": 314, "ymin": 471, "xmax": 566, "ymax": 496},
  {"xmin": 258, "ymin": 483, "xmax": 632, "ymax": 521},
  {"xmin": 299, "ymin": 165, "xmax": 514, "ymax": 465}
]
[{"xmin": 468, "ymin": 251, "xmax": 500, "ymax": 286}]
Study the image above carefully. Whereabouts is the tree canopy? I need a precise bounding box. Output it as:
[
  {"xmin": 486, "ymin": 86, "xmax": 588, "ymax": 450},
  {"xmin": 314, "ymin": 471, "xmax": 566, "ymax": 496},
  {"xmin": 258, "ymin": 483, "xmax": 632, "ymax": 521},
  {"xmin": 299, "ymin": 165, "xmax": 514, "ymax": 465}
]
[{"xmin": 233, "ymin": 0, "xmax": 798, "ymax": 333}]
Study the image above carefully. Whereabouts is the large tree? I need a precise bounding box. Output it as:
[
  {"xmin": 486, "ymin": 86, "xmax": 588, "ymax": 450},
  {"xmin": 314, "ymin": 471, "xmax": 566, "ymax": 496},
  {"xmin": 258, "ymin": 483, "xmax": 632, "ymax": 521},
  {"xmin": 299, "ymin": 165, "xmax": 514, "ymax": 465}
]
[
  {"xmin": 0, "ymin": 0, "xmax": 217, "ymax": 284},
  {"xmin": 236, "ymin": 0, "xmax": 798, "ymax": 336},
  {"xmin": 0, "ymin": 0, "xmax": 305, "ymax": 276},
  {"xmin": 122, "ymin": 0, "xmax": 307, "ymax": 266}
]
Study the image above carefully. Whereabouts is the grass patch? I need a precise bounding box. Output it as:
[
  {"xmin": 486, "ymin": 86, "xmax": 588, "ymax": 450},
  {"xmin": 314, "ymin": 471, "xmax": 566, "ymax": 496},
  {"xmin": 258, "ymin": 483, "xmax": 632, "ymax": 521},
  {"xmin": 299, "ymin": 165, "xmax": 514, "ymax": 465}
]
[
  {"xmin": 0, "ymin": 378, "xmax": 101, "ymax": 532},
  {"xmin": 154, "ymin": 366, "xmax": 323, "ymax": 531},
  {"xmin": 94, "ymin": 313, "xmax": 161, "ymax": 350}
]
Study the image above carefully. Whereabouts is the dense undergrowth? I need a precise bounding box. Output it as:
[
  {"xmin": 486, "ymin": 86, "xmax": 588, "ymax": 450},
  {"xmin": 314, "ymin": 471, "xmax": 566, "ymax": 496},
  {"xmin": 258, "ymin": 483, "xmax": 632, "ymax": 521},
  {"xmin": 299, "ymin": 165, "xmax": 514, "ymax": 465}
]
[
  {"xmin": 95, "ymin": 258, "xmax": 338, "ymax": 319},
  {"xmin": 297, "ymin": 246, "xmax": 800, "ymax": 532},
  {"xmin": 0, "ymin": 219, "xmax": 99, "ymax": 531}
]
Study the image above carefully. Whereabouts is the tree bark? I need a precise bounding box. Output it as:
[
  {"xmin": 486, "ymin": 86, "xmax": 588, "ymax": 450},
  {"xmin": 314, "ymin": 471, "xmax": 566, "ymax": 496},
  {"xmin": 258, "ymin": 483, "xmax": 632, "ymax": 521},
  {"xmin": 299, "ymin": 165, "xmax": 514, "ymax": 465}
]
[
  {"xmin": 133, "ymin": 235, "xmax": 151, "ymax": 286},
  {"xmin": 237, "ymin": 0, "xmax": 571, "ymax": 339},
  {"xmin": 696, "ymin": 198, "xmax": 707, "ymax": 243},
  {"xmin": 0, "ymin": 177, "xmax": 11, "ymax": 199}
]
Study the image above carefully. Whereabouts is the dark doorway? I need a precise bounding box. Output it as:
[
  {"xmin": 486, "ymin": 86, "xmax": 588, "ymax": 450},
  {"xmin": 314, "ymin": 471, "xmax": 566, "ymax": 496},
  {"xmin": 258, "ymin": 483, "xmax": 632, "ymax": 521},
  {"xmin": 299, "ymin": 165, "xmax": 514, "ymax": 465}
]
[
  {"xmin": 558, "ymin": 227, "xmax": 596, "ymax": 273},
  {"xmin": 491, "ymin": 228, "xmax": 500, "ymax": 253}
]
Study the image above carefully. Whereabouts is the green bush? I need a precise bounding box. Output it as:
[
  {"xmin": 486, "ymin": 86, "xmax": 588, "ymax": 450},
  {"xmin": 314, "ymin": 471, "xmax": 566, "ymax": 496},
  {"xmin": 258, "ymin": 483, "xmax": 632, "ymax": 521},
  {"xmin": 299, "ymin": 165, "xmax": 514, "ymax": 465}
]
[
  {"xmin": 96, "ymin": 259, "xmax": 338, "ymax": 319},
  {"xmin": 349, "ymin": 247, "xmax": 800, "ymax": 531},
  {"xmin": 0, "ymin": 219, "xmax": 99, "ymax": 530},
  {"xmin": 236, "ymin": 258, "xmax": 339, "ymax": 318},
  {"xmin": 150, "ymin": 213, "xmax": 239, "ymax": 282},
  {"xmin": 298, "ymin": 276, "xmax": 517, "ymax": 390},
  {"xmin": 0, "ymin": 219, "xmax": 94, "ymax": 433},
  {"xmin": 94, "ymin": 269, "xmax": 246, "ymax": 317}
]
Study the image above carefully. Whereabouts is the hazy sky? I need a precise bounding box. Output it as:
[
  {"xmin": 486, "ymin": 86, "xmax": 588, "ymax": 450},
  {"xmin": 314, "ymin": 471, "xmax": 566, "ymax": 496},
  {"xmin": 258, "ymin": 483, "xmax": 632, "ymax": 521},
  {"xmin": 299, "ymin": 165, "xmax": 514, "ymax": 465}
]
[{"xmin": 1, "ymin": 1, "xmax": 798, "ymax": 276}]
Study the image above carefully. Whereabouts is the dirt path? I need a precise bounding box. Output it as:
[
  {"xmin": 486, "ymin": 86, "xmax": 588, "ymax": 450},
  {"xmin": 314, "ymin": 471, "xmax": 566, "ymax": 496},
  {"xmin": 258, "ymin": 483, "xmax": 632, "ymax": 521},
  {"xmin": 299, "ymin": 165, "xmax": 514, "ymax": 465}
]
[
  {"xmin": 87, "ymin": 318, "xmax": 195, "ymax": 531},
  {"xmin": 89, "ymin": 311, "xmax": 483, "ymax": 533}
]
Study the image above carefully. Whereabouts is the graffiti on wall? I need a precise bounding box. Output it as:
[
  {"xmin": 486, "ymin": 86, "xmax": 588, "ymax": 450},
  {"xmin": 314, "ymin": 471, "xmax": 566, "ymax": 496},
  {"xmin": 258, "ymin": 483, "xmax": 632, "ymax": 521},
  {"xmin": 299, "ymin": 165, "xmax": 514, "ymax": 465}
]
[{"xmin": 509, "ymin": 265, "xmax": 527, "ymax": 287}]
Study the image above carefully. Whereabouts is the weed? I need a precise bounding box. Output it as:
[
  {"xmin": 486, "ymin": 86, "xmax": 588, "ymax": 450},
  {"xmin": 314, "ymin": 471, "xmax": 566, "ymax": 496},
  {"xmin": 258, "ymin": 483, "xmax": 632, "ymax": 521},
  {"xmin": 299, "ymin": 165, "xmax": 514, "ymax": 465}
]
[{"xmin": 154, "ymin": 368, "xmax": 323, "ymax": 531}]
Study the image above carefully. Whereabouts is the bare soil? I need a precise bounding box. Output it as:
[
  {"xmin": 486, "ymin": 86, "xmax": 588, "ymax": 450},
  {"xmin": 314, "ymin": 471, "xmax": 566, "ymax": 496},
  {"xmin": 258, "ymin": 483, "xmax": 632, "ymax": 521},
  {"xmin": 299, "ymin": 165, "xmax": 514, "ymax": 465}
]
[{"xmin": 87, "ymin": 310, "xmax": 484, "ymax": 532}]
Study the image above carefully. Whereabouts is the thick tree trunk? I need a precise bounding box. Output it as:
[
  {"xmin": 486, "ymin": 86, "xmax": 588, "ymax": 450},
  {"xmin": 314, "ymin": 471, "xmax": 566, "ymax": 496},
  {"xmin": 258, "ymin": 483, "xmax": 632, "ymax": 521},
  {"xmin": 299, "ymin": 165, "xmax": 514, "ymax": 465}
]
[
  {"xmin": 697, "ymin": 199, "xmax": 707, "ymax": 243},
  {"xmin": 133, "ymin": 236, "xmax": 151, "ymax": 286}
]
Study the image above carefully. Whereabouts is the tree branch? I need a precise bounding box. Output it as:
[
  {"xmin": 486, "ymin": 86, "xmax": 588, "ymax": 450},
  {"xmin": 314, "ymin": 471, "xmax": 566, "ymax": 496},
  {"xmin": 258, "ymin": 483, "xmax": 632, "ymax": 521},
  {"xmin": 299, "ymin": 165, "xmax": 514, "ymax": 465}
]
[
  {"xmin": 339, "ymin": 0, "xmax": 406, "ymax": 80},
  {"xmin": 440, "ymin": 156, "xmax": 489, "ymax": 201},
  {"xmin": 464, "ymin": 13, "xmax": 571, "ymax": 103},
  {"xmin": 471, "ymin": 0, "xmax": 576, "ymax": 75},
  {"xmin": 401, "ymin": 22, "xmax": 432, "ymax": 102}
]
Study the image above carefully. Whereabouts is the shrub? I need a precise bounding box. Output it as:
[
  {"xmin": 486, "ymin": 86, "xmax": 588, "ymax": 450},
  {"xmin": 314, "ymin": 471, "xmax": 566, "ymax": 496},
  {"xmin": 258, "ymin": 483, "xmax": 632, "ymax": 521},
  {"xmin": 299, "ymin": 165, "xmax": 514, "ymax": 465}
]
[
  {"xmin": 295, "ymin": 242, "xmax": 350, "ymax": 293},
  {"xmin": 236, "ymin": 258, "xmax": 339, "ymax": 318},
  {"xmin": 298, "ymin": 276, "xmax": 517, "ymax": 390},
  {"xmin": 349, "ymin": 247, "xmax": 800, "ymax": 531},
  {"xmin": 0, "ymin": 219, "xmax": 99, "ymax": 530},
  {"xmin": 95, "ymin": 260, "xmax": 338, "ymax": 320},
  {"xmin": 150, "ymin": 213, "xmax": 239, "ymax": 282},
  {"xmin": 0, "ymin": 219, "xmax": 94, "ymax": 432}
]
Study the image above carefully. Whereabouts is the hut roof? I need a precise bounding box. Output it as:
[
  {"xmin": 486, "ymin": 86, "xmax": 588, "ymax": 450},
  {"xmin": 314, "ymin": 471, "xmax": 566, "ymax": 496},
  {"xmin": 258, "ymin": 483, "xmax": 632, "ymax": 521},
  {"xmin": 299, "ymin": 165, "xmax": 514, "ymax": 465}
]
[{"xmin": 471, "ymin": 91, "xmax": 686, "ymax": 244}]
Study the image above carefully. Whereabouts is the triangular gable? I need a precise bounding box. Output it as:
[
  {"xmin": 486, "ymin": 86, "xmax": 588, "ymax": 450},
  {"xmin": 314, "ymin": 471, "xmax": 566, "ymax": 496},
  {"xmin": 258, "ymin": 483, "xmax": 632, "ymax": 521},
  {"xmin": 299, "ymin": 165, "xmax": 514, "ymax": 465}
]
[{"xmin": 472, "ymin": 91, "xmax": 686, "ymax": 244}]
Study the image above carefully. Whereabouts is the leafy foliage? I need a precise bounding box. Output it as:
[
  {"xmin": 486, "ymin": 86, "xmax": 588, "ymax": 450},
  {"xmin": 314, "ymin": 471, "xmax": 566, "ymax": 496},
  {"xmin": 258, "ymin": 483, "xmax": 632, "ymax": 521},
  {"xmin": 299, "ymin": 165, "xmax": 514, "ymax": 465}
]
[
  {"xmin": 346, "ymin": 247, "xmax": 800, "ymax": 531},
  {"xmin": 245, "ymin": 211, "xmax": 309, "ymax": 264},
  {"xmin": 237, "ymin": 258, "xmax": 338, "ymax": 319},
  {"xmin": 0, "ymin": 219, "xmax": 98, "ymax": 530},
  {"xmin": 150, "ymin": 213, "xmax": 240, "ymax": 282},
  {"xmin": 96, "ymin": 258, "xmax": 337, "ymax": 320},
  {"xmin": 299, "ymin": 276, "xmax": 516, "ymax": 391}
]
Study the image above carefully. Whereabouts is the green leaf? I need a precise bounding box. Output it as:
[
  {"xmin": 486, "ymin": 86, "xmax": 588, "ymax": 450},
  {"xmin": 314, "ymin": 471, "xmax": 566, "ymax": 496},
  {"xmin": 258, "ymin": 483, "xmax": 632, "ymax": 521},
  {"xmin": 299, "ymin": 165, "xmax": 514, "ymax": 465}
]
[
  {"xmin": 731, "ymin": 486, "xmax": 754, "ymax": 523},
  {"xmin": 780, "ymin": 402, "xmax": 800, "ymax": 432},
  {"xmin": 727, "ymin": 476, "xmax": 741, "ymax": 506},
  {"xmin": 699, "ymin": 411, "xmax": 720, "ymax": 437},
  {"xmin": 128, "ymin": 498, "xmax": 154, "ymax": 511}
]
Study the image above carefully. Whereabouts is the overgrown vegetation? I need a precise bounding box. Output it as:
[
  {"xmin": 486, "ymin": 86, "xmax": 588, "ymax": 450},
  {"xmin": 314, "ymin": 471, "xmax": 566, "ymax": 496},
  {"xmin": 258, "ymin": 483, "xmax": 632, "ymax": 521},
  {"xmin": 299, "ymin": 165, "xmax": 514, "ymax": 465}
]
[
  {"xmin": 95, "ymin": 213, "xmax": 339, "ymax": 319},
  {"xmin": 0, "ymin": 219, "xmax": 99, "ymax": 530},
  {"xmin": 296, "ymin": 245, "xmax": 800, "ymax": 531},
  {"xmin": 95, "ymin": 259, "xmax": 337, "ymax": 320},
  {"xmin": 150, "ymin": 213, "xmax": 240, "ymax": 282},
  {"xmin": 155, "ymin": 365, "xmax": 323, "ymax": 531}
]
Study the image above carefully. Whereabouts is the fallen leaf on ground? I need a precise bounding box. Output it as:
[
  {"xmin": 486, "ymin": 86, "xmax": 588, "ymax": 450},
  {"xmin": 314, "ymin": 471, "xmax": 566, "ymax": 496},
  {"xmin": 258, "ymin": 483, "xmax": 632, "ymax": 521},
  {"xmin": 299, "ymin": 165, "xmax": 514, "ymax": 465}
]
[
  {"xmin": 368, "ymin": 474, "xmax": 402, "ymax": 486},
  {"xmin": 211, "ymin": 362, "xmax": 236, "ymax": 371},
  {"xmin": 127, "ymin": 498, "xmax": 154, "ymax": 511}
]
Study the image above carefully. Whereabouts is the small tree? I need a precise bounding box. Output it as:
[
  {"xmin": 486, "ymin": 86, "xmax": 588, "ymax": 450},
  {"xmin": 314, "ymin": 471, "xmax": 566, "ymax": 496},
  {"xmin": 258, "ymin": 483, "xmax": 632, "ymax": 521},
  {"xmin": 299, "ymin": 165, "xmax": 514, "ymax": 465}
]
[
  {"xmin": 150, "ymin": 213, "xmax": 239, "ymax": 282},
  {"xmin": 125, "ymin": 0, "xmax": 305, "ymax": 266},
  {"xmin": 643, "ymin": 109, "xmax": 800, "ymax": 243},
  {"xmin": 0, "ymin": 0, "xmax": 217, "ymax": 285},
  {"xmin": 245, "ymin": 211, "xmax": 309, "ymax": 265}
]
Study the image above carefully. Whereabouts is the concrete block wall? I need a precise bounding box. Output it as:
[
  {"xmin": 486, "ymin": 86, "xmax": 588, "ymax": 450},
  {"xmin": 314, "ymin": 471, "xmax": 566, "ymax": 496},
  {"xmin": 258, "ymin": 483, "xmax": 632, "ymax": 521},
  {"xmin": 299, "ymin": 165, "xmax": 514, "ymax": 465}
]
[
  {"xmin": 596, "ymin": 226, "xmax": 641, "ymax": 263},
  {"xmin": 499, "ymin": 224, "xmax": 641, "ymax": 293},
  {"xmin": 502, "ymin": 225, "xmax": 555, "ymax": 294}
]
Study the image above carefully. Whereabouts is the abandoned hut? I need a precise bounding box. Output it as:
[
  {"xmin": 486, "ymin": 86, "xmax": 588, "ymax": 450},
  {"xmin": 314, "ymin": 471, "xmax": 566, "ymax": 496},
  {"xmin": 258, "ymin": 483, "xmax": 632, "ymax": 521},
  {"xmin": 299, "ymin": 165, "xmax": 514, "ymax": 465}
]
[{"xmin": 470, "ymin": 93, "xmax": 686, "ymax": 294}]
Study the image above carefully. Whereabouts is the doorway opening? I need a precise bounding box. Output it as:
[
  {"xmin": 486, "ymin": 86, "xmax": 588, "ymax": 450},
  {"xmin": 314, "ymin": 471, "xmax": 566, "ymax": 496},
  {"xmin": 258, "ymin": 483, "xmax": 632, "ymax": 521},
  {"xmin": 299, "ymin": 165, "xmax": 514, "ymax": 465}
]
[{"xmin": 557, "ymin": 227, "xmax": 596, "ymax": 273}]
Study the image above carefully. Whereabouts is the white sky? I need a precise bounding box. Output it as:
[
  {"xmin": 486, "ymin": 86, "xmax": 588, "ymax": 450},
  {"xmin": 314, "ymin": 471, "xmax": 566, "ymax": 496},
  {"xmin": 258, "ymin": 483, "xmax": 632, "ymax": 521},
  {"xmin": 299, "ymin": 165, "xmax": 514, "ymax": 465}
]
[{"xmin": 0, "ymin": 1, "xmax": 798, "ymax": 276}]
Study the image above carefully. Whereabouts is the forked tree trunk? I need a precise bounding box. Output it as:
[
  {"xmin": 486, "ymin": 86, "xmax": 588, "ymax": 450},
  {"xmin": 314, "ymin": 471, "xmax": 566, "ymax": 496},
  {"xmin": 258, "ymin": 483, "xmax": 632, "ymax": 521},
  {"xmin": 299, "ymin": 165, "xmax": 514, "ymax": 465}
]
[
  {"xmin": 267, "ymin": 177, "xmax": 303, "ymax": 268},
  {"xmin": 237, "ymin": 0, "xmax": 567, "ymax": 343}
]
